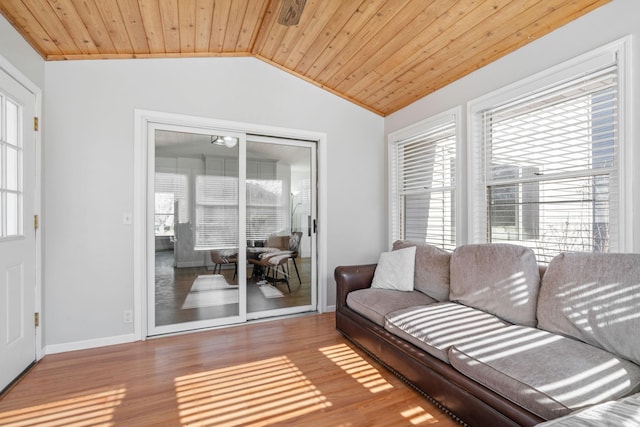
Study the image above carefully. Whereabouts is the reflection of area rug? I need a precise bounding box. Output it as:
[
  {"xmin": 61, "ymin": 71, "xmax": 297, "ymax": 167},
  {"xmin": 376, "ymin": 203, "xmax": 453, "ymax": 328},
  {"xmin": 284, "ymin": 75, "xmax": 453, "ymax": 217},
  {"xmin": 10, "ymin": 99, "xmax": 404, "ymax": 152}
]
[
  {"xmin": 258, "ymin": 283, "xmax": 284, "ymax": 299},
  {"xmin": 182, "ymin": 275, "xmax": 239, "ymax": 309}
]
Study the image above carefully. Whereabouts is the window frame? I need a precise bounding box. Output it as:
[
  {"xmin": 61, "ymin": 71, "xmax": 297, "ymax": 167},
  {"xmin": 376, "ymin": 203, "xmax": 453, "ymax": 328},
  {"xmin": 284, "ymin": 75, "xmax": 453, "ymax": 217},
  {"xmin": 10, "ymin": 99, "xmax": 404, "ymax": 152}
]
[
  {"xmin": 388, "ymin": 107, "xmax": 462, "ymax": 250},
  {"xmin": 467, "ymin": 37, "xmax": 632, "ymax": 256}
]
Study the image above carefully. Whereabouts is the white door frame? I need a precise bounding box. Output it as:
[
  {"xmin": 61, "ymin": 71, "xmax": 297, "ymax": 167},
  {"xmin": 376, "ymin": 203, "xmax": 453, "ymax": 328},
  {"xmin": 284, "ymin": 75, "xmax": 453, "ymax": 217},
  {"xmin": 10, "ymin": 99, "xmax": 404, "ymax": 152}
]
[
  {"xmin": 0, "ymin": 55, "xmax": 42, "ymax": 360},
  {"xmin": 133, "ymin": 109, "xmax": 328, "ymax": 339}
]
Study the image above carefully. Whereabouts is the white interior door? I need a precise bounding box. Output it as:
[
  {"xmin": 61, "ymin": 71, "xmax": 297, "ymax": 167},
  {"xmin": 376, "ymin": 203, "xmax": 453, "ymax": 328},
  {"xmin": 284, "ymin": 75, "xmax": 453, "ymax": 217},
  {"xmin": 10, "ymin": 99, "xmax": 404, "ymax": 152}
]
[{"xmin": 0, "ymin": 67, "xmax": 37, "ymax": 391}]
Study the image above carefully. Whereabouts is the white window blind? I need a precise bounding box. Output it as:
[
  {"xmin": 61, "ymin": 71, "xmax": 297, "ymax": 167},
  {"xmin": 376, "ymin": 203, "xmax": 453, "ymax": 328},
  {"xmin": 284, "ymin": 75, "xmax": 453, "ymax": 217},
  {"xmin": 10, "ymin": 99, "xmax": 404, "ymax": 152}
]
[
  {"xmin": 246, "ymin": 179, "xmax": 286, "ymax": 241},
  {"xmin": 155, "ymin": 172, "xmax": 189, "ymax": 234},
  {"xmin": 391, "ymin": 120, "xmax": 456, "ymax": 251},
  {"xmin": 195, "ymin": 175, "xmax": 238, "ymax": 249},
  {"xmin": 194, "ymin": 176, "xmax": 287, "ymax": 249},
  {"xmin": 482, "ymin": 64, "xmax": 619, "ymax": 263}
]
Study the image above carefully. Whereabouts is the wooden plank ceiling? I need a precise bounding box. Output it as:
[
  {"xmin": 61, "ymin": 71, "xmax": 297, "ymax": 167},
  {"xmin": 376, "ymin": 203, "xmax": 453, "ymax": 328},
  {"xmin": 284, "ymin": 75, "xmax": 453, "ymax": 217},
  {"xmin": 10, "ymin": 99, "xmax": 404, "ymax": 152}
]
[{"xmin": 0, "ymin": 0, "xmax": 610, "ymax": 116}]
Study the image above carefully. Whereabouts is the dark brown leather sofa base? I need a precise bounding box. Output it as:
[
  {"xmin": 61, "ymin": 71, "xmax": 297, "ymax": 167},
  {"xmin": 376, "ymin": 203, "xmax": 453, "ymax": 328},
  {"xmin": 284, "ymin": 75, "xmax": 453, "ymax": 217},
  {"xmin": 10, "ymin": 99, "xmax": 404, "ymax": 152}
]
[{"xmin": 335, "ymin": 264, "xmax": 545, "ymax": 427}]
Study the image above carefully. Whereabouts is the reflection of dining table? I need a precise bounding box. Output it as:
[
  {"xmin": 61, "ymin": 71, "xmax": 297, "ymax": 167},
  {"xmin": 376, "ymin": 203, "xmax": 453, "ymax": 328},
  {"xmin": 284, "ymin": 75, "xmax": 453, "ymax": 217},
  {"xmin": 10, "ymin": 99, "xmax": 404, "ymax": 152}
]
[
  {"xmin": 215, "ymin": 247, "xmax": 276, "ymax": 258},
  {"xmin": 247, "ymin": 247, "xmax": 278, "ymax": 257},
  {"xmin": 247, "ymin": 247, "xmax": 279, "ymax": 277},
  {"xmin": 214, "ymin": 247, "xmax": 283, "ymax": 278}
]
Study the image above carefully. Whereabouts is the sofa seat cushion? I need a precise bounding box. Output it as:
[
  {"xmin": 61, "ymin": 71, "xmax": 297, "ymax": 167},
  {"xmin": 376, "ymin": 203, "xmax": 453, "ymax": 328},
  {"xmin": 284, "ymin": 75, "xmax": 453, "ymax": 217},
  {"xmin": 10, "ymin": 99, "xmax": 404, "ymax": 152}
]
[
  {"xmin": 346, "ymin": 288, "xmax": 437, "ymax": 326},
  {"xmin": 535, "ymin": 392, "xmax": 640, "ymax": 426},
  {"xmin": 384, "ymin": 302, "xmax": 510, "ymax": 363},
  {"xmin": 449, "ymin": 244, "xmax": 540, "ymax": 326},
  {"xmin": 537, "ymin": 252, "xmax": 640, "ymax": 366},
  {"xmin": 448, "ymin": 325, "xmax": 640, "ymax": 420}
]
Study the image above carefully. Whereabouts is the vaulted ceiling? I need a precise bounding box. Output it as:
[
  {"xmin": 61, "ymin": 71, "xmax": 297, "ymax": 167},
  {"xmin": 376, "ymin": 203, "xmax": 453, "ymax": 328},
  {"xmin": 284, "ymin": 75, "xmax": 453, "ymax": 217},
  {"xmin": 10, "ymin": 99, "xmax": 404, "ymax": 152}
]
[{"xmin": 0, "ymin": 0, "xmax": 609, "ymax": 116}]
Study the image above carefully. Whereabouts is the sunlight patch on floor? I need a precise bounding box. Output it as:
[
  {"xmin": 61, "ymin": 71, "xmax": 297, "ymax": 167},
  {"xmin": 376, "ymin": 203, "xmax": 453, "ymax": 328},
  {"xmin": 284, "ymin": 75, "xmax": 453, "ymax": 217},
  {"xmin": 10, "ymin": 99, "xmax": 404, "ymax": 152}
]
[
  {"xmin": 320, "ymin": 344, "xmax": 393, "ymax": 393},
  {"xmin": 174, "ymin": 356, "xmax": 331, "ymax": 426},
  {"xmin": 0, "ymin": 387, "xmax": 126, "ymax": 427},
  {"xmin": 401, "ymin": 406, "xmax": 439, "ymax": 425}
]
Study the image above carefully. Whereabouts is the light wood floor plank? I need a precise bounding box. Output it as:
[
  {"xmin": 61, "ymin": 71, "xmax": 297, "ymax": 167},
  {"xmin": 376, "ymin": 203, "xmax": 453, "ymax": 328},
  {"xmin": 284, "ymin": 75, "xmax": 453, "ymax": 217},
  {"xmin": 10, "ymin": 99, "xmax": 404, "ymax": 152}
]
[{"xmin": 0, "ymin": 313, "xmax": 459, "ymax": 426}]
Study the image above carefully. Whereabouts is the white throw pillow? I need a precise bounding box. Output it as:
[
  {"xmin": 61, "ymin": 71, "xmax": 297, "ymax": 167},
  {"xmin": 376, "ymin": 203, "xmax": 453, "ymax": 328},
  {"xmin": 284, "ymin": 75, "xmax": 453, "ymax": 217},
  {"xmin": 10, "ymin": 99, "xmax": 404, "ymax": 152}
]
[{"xmin": 371, "ymin": 246, "xmax": 416, "ymax": 291}]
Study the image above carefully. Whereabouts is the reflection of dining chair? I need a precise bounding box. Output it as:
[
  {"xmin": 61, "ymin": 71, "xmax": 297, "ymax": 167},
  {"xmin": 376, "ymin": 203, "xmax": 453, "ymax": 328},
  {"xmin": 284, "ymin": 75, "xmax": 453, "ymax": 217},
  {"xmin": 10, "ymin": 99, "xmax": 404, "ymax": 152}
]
[
  {"xmin": 262, "ymin": 233, "xmax": 302, "ymax": 284},
  {"xmin": 266, "ymin": 235, "xmax": 289, "ymax": 250},
  {"xmin": 210, "ymin": 250, "xmax": 237, "ymax": 279},
  {"xmin": 289, "ymin": 231, "xmax": 302, "ymax": 284},
  {"xmin": 247, "ymin": 250, "xmax": 291, "ymax": 293}
]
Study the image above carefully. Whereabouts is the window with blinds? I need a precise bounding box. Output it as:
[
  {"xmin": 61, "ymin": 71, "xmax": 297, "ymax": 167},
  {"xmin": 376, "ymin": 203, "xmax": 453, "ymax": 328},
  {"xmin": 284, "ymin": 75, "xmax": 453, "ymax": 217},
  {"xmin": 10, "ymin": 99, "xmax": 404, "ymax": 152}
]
[
  {"xmin": 193, "ymin": 175, "xmax": 287, "ymax": 249},
  {"xmin": 391, "ymin": 119, "xmax": 456, "ymax": 251},
  {"xmin": 154, "ymin": 172, "xmax": 188, "ymax": 237},
  {"xmin": 481, "ymin": 64, "xmax": 619, "ymax": 263},
  {"xmin": 246, "ymin": 178, "xmax": 286, "ymax": 241},
  {"xmin": 194, "ymin": 175, "xmax": 238, "ymax": 250}
]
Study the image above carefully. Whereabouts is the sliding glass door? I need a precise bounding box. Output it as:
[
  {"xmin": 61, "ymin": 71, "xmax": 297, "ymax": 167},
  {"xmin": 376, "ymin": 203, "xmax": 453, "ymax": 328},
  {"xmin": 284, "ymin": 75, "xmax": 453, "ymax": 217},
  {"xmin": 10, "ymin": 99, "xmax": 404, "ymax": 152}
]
[
  {"xmin": 149, "ymin": 127, "xmax": 246, "ymax": 335},
  {"xmin": 246, "ymin": 136, "xmax": 316, "ymax": 319},
  {"xmin": 147, "ymin": 126, "xmax": 316, "ymax": 336}
]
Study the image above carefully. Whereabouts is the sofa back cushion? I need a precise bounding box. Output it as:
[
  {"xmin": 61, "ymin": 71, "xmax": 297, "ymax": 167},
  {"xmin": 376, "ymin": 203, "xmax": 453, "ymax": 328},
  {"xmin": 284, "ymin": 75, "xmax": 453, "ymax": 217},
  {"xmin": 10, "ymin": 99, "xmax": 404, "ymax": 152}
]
[
  {"xmin": 393, "ymin": 240, "xmax": 450, "ymax": 301},
  {"xmin": 449, "ymin": 244, "xmax": 541, "ymax": 326},
  {"xmin": 537, "ymin": 252, "xmax": 640, "ymax": 365}
]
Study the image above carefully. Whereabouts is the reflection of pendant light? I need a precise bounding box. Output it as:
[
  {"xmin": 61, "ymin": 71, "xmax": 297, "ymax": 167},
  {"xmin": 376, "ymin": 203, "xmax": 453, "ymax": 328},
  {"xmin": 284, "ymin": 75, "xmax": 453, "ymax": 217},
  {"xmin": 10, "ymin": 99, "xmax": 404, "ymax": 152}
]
[{"xmin": 211, "ymin": 135, "xmax": 238, "ymax": 148}]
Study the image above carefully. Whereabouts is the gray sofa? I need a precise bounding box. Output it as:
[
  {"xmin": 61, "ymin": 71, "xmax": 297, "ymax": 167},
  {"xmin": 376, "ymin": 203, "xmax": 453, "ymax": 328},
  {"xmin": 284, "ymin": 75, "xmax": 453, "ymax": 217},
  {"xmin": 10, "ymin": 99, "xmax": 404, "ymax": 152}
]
[{"xmin": 335, "ymin": 242, "xmax": 640, "ymax": 426}]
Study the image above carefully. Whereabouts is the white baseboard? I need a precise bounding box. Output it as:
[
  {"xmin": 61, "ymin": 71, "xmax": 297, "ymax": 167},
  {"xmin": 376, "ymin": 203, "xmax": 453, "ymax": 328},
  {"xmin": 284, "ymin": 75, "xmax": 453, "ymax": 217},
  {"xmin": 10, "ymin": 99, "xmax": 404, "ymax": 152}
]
[
  {"xmin": 45, "ymin": 333, "xmax": 138, "ymax": 355},
  {"xmin": 44, "ymin": 308, "xmax": 334, "ymax": 355}
]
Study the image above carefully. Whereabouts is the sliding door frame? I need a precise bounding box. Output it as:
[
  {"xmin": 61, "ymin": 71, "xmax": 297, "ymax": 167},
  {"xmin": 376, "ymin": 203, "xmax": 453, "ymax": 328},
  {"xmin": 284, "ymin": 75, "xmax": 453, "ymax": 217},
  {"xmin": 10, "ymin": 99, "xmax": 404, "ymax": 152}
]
[
  {"xmin": 133, "ymin": 110, "xmax": 327, "ymax": 339},
  {"xmin": 245, "ymin": 134, "xmax": 318, "ymax": 321},
  {"xmin": 146, "ymin": 123, "xmax": 247, "ymax": 336}
]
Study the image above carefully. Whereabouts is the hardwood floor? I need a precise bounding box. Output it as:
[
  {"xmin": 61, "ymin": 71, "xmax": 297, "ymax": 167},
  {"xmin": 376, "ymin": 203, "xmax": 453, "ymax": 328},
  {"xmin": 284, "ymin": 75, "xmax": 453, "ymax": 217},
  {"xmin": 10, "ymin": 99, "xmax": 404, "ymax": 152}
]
[
  {"xmin": 0, "ymin": 314, "xmax": 458, "ymax": 426},
  {"xmin": 155, "ymin": 250, "xmax": 314, "ymax": 326}
]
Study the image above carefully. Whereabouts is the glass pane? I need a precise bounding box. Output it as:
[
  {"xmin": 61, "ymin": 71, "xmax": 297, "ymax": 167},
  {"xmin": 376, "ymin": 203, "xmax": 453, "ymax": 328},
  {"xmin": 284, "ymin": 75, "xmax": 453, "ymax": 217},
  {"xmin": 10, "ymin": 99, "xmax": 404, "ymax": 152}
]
[
  {"xmin": 488, "ymin": 175, "xmax": 610, "ymax": 264},
  {"xmin": 6, "ymin": 192, "xmax": 19, "ymax": 236},
  {"xmin": 404, "ymin": 189, "xmax": 456, "ymax": 252},
  {"xmin": 155, "ymin": 172, "xmax": 189, "ymax": 222},
  {"xmin": 0, "ymin": 193, "xmax": 3, "ymax": 237},
  {"xmin": 246, "ymin": 140, "xmax": 313, "ymax": 314},
  {"xmin": 484, "ymin": 67, "xmax": 618, "ymax": 263},
  {"xmin": 6, "ymin": 146, "xmax": 18, "ymax": 191},
  {"xmin": 0, "ymin": 95, "xmax": 3, "ymax": 138},
  {"xmin": 194, "ymin": 175, "xmax": 238, "ymax": 249},
  {"xmin": 246, "ymin": 179, "xmax": 285, "ymax": 240},
  {"xmin": 153, "ymin": 129, "xmax": 239, "ymax": 329},
  {"xmin": 6, "ymin": 100, "xmax": 18, "ymax": 146}
]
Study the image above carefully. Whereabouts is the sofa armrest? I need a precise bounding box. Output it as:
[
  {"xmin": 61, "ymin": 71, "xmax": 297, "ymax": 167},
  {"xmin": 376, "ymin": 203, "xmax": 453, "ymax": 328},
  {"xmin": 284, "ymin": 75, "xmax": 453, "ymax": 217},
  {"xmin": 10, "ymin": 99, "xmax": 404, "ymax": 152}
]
[{"xmin": 334, "ymin": 264, "xmax": 377, "ymax": 309}]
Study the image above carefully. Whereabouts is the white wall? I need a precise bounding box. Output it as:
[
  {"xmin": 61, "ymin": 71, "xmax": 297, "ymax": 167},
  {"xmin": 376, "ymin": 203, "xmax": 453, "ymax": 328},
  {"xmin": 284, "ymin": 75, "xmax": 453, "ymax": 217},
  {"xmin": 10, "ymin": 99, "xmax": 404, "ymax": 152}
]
[
  {"xmin": 385, "ymin": 0, "xmax": 640, "ymax": 251},
  {"xmin": 0, "ymin": 14, "xmax": 45, "ymax": 89},
  {"xmin": 44, "ymin": 56, "xmax": 384, "ymax": 348},
  {"xmin": 0, "ymin": 14, "xmax": 46, "ymax": 348}
]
